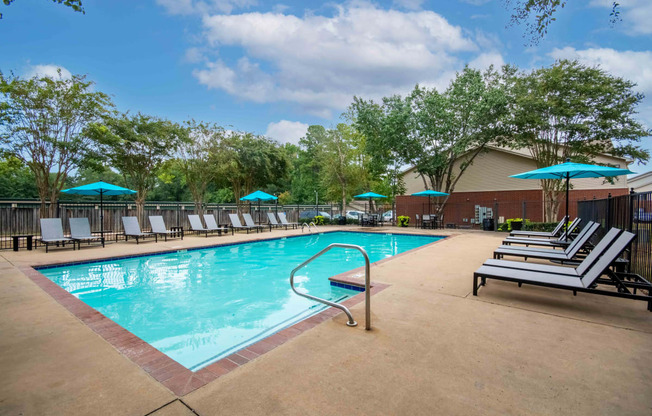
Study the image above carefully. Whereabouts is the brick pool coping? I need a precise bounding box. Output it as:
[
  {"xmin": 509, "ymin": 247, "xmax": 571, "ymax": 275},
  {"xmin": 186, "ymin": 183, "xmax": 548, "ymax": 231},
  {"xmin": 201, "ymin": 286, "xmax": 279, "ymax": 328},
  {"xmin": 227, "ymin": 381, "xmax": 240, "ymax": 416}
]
[{"xmin": 18, "ymin": 231, "xmax": 454, "ymax": 397}]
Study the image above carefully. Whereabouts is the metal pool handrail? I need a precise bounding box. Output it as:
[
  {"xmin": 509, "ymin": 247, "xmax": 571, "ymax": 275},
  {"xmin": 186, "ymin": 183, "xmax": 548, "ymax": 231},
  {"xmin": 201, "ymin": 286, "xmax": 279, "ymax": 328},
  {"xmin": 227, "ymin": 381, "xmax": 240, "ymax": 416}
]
[
  {"xmin": 289, "ymin": 243, "xmax": 371, "ymax": 330},
  {"xmin": 301, "ymin": 222, "xmax": 318, "ymax": 233}
]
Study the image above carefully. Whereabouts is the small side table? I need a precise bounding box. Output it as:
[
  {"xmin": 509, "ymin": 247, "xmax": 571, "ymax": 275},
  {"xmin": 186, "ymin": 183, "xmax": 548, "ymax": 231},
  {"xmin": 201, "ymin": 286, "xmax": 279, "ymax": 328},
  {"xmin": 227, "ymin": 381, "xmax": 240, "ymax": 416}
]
[
  {"xmin": 12, "ymin": 235, "xmax": 34, "ymax": 251},
  {"xmin": 170, "ymin": 226, "xmax": 184, "ymax": 239}
]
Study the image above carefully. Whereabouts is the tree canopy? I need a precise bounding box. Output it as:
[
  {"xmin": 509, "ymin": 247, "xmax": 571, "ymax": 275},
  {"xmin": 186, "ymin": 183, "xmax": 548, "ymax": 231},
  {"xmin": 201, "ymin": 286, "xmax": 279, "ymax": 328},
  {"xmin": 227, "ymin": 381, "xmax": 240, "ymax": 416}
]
[
  {"xmin": 352, "ymin": 66, "xmax": 512, "ymax": 214},
  {"xmin": 1, "ymin": 0, "xmax": 84, "ymax": 19},
  {"xmin": 87, "ymin": 112, "xmax": 189, "ymax": 219},
  {"xmin": 508, "ymin": 59, "xmax": 650, "ymax": 220},
  {"xmin": 0, "ymin": 71, "xmax": 113, "ymax": 216},
  {"xmin": 506, "ymin": 0, "xmax": 621, "ymax": 45}
]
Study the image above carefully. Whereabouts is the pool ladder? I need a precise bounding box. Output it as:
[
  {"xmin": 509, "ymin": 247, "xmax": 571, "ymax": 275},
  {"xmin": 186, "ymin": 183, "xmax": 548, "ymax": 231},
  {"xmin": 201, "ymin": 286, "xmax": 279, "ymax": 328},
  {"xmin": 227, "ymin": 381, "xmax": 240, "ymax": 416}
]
[
  {"xmin": 290, "ymin": 243, "xmax": 371, "ymax": 330},
  {"xmin": 301, "ymin": 222, "xmax": 318, "ymax": 233}
]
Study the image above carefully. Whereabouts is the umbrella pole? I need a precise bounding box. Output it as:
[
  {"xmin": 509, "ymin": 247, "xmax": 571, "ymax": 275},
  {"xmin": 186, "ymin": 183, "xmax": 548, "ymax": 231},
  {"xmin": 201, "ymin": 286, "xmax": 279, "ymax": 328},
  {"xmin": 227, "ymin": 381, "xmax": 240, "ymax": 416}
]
[
  {"xmin": 565, "ymin": 172, "xmax": 569, "ymax": 241},
  {"xmin": 100, "ymin": 191, "xmax": 105, "ymax": 247}
]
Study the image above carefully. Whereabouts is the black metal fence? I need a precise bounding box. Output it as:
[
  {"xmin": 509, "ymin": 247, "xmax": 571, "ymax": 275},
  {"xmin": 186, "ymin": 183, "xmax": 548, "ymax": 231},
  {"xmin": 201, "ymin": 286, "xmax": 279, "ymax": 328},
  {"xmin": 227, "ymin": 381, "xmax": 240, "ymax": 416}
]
[
  {"xmin": 577, "ymin": 190, "xmax": 652, "ymax": 280},
  {"xmin": 0, "ymin": 200, "xmax": 350, "ymax": 250}
]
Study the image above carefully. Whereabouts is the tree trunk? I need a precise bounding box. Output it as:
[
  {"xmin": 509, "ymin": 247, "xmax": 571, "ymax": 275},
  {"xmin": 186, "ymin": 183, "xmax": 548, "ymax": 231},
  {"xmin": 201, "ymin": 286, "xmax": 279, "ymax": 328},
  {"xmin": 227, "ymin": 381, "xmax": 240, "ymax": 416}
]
[
  {"xmin": 541, "ymin": 179, "xmax": 563, "ymax": 222},
  {"xmin": 48, "ymin": 191, "xmax": 59, "ymax": 219},
  {"xmin": 194, "ymin": 200, "xmax": 204, "ymax": 217},
  {"xmin": 135, "ymin": 196, "xmax": 146, "ymax": 226}
]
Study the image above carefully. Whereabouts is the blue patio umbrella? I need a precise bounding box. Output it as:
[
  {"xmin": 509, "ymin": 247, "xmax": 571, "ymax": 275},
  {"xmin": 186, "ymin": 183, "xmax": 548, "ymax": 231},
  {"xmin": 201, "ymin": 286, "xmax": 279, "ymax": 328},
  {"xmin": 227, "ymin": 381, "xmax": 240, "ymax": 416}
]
[
  {"xmin": 411, "ymin": 190, "xmax": 449, "ymax": 215},
  {"xmin": 61, "ymin": 181, "xmax": 137, "ymax": 242},
  {"xmin": 354, "ymin": 192, "xmax": 387, "ymax": 214},
  {"xmin": 240, "ymin": 190, "xmax": 278, "ymax": 202},
  {"xmin": 510, "ymin": 158, "xmax": 634, "ymax": 239},
  {"xmin": 240, "ymin": 190, "xmax": 278, "ymax": 222}
]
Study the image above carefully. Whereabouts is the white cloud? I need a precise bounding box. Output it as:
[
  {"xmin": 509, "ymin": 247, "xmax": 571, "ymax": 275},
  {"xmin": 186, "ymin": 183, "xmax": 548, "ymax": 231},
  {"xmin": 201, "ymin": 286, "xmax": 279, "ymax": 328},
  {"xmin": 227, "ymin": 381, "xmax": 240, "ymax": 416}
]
[
  {"xmin": 459, "ymin": 0, "xmax": 491, "ymax": 5},
  {"xmin": 184, "ymin": 47, "xmax": 206, "ymax": 63},
  {"xmin": 193, "ymin": 3, "xmax": 484, "ymax": 117},
  {"xmin": 392, "ymin": 0, "xmax": 424, "ymax": 11},
  {"xmin": 589, "ymin": 0, "xmax": 652, "ymax": 36},
  {"xmin": 549, "ymin": 47, "xmax": 652, "ymax": 93},
  {"xmin": 25, "ymin": 64, "xmax": 72, "ymax": 79},
  {"xmin": 550, "ymin": 46, "xmax": 652, "ymax": 133},
  {"xmin": 468, "ymin": 52, "xmax": 505, "ymax": 71},
  {"xmin": 265, "ymin": 120, "xmax": 309, "ymax": 145},
  {"xmin": 156, "ymin": 0, "xmax": 257, "ymax": 15}
]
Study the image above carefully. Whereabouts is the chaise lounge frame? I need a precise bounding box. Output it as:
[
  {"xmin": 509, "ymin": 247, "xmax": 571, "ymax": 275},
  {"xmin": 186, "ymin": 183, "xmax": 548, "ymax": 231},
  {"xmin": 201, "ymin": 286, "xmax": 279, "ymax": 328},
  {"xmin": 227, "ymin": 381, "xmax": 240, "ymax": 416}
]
[{"xmin": 474, "ymin": 231, "xmax": 652, "ymax": 311}]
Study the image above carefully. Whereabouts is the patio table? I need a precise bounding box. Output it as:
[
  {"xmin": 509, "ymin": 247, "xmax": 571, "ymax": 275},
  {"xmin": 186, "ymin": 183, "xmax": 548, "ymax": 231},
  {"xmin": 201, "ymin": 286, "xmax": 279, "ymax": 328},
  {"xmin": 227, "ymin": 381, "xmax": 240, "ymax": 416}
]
[{"xmin": 12, "ymin": 234, "xmax": 34, "ymax": 251}]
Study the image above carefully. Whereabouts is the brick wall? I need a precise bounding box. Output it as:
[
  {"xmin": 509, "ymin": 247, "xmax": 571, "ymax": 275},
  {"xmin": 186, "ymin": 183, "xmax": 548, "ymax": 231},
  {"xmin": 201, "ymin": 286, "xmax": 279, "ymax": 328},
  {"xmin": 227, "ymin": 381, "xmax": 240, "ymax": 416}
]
[{"xmin": 396, "ymin": 188, "xmax": 629, "ymax": 227}]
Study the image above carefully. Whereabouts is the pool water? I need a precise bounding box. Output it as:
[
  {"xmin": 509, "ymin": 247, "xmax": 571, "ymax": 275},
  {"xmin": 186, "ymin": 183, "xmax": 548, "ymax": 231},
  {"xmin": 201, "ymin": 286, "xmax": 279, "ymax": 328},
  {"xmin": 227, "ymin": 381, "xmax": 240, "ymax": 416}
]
[{"xmin": 39, "ymin": 231, "xmax": 442, "ymax": 370}]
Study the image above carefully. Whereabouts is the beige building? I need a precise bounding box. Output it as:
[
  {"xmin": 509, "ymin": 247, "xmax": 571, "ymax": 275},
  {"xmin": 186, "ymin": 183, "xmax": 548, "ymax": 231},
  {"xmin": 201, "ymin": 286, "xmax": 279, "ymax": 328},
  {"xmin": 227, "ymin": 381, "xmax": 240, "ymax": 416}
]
[
  {"xmin": 398, "ymin": 146, "xmax": 631, "ymax": 225},
  {"xmin": 628, "ymin": 170, "xmax": 652, "ymax": 192},
  {"xmin": 402, "ymin": 146, "xmax": 630, "ymax": 194}
]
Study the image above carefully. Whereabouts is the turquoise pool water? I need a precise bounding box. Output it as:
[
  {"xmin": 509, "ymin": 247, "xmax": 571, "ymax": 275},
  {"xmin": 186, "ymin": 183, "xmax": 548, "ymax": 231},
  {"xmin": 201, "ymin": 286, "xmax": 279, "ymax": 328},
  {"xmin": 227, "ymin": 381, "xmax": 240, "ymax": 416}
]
[{"xmin": 39, "ymin": 231, "xmax": 442, "ymax": 370}]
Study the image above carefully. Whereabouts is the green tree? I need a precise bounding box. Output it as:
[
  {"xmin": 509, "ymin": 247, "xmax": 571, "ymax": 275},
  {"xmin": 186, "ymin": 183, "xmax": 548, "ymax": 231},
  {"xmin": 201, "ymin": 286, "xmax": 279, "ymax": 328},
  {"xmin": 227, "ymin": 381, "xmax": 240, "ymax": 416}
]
[
  {"xmin": 1, "ymin": 0, "xmax": 84, "ymax": 19},
  {"xmin": 87, "ymin": 113, "xmax": 189, "ymax": 220},
  {"xmin": 352, "ymin": 66, "xmax": 511, "ymax": 215},
  {"xmin": 0, "ymin": 71, "xmax": 112, "ymax": 217},
  {"xmin": 0, "ymin": 152, "xmax": 38, "ymax": 198},
  {"xmin": 149, "ymin": 160, "xmax": 191, "ymax": 202},
  {"xmin": 178, "ymin": 120, "xmax": 225, "ymax": 215},
  {"xmin": 320, "ymin": 123, "xmax": 368, "ymax": 210},
  {"xmin": 219, "ymin": 132, "xmax": 289, "ymax": 205},
  {"xmin": 509, "ymin": 60, "xmax": 649, "ymax": 221},
  {"xmin": 290, "ymin": 126, "xmax": 328, "ymax": 204},
  {"xmin": 506, "ymin": 0, "xmax": 620, "ymax": 45}
]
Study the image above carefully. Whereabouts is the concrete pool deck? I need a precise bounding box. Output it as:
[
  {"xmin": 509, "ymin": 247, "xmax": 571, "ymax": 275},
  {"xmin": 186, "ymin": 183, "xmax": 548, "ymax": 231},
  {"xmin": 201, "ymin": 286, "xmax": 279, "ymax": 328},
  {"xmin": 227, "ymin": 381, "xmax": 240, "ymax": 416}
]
[{"xmin": 1, "ymin": 226, "xmax": 650, "ymax": 415}]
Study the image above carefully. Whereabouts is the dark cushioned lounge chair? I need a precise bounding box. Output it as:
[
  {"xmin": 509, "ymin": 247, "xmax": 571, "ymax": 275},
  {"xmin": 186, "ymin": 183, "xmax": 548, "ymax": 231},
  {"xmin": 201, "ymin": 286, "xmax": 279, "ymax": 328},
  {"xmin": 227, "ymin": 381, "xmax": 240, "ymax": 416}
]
[
  {"xmin": 493, "ymin": 222, "xmax": 600, "ymax": 263},
  {"xmin": 474, "ymin": 230, "xmax": 652, "ymax": 311}
]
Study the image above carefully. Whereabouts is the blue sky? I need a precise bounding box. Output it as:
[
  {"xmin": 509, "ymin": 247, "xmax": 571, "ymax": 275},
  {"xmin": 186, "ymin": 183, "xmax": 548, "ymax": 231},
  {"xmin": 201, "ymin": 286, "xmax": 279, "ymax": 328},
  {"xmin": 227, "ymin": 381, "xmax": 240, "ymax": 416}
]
[{"xmin": 1, "ymin": 0, "xmax": 650, "ymax": 170}]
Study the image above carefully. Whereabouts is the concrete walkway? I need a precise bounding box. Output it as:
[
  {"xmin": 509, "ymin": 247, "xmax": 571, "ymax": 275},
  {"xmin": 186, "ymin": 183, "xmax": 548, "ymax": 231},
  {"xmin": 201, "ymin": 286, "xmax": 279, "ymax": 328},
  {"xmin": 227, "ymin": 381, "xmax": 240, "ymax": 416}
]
[{"xmin": 1, "ymin": 227, "xmax": 650, "ymax": 415}]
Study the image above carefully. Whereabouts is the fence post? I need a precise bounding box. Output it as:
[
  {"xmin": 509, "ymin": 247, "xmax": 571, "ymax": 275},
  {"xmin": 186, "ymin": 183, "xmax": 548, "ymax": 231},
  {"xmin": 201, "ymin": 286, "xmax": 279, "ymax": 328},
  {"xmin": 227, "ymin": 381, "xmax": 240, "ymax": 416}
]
[
  {"xmin": 606, "ymin": 193, "xmax": 611, "ymax": 230},
  {"xmin": 628, "ymin": 188, "xmax": 636, "ymax": 273},
  {"xmin": 628, "ymin": 188, "xmax": 635, "ymax": 233},
  {"xmin": 522, "ymin": 201, "xmax": 526, "ymax": 222},
  {"xmin": 494, "ymin": 201, "xmax": 498, "ymax": 233}
]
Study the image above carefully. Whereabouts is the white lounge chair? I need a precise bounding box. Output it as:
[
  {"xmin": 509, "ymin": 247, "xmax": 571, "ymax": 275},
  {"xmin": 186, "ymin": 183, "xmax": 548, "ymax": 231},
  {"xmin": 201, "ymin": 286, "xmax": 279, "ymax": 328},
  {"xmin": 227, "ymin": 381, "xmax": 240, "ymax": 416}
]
[
  {"xmin": 39, "ymin": 218, "xmax": 74, "ymax": 253},
  {"xmin": 243, "ymin": 213, "xmax": 267, "ymax": 232},
  {"xmin": 122, "ymin": 217, "xmax": 157, "ymax": 244},
  {"xmin": 228, "ymin": 213, "xmax": 259, "ymax": 234},
  {"xmin": 69, "ymin": 218, "xmax": 104, "ymax": 249},
  {"xmin": 188, "ymin": 214, "xmax": 219, "ymax": 237},
  {"xmin": 277, "ymin": 212, "xmax": 299, "ymax": 229},
  {"xmin": 267, "ymin": 212, "xmax": 286, "ymax": 229},
  {"xmin": 149, "ymin": 216, "xmax": 183, "ymax": 241},
  {"xmin": 203, "ymin": 214, "xmax": 228, "ymax": 235}
]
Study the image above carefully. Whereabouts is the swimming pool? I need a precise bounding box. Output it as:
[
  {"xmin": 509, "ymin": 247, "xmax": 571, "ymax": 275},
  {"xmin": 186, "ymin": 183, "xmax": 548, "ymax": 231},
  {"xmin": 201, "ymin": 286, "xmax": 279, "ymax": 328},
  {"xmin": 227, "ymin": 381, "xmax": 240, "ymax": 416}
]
[{"xmin": 38, "ymin": 231, "xmax": 442, "ymax": 370}]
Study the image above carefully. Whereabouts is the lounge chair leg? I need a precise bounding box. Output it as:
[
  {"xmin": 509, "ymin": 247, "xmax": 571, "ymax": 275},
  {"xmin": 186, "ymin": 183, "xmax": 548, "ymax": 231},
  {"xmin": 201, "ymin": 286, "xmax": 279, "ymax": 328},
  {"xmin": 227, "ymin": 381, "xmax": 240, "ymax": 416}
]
[
  {"xmin": 573, "ymin": 290, "xmax": 577, "ymax": 296},
  {"xmin": 473, "ymin": 274, "xmax": 478, "ymax": 296},
  {"xmin": 518, "ymin": 282, "xmax": 522, "ymax": 287}
]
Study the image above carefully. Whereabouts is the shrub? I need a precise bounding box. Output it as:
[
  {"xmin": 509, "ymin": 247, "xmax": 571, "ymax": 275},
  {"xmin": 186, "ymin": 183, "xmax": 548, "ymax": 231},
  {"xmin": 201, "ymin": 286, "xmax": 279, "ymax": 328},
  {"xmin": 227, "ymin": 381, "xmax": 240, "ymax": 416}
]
[
  {"xmin": 524, "ymin": 221, "xmax": 559, "ymax": 232},
  {"xmin": 498, "ymin": 218, "xmax": 524, "ymax": 232},
  {"xmin": 314, "ymin": 215, "xmax": 325, "ymax": 225},
  {"xmin": 397, "ymin": 216, "xmax": 410, "ymax": 227}
]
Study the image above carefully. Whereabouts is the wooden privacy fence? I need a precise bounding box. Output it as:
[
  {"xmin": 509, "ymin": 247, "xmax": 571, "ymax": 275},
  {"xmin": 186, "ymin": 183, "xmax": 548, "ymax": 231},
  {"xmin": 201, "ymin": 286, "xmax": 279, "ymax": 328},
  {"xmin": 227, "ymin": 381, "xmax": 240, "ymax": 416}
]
[{"xmin": 0, "ymin": 200, "xmax": 344, "ymax": 250}]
